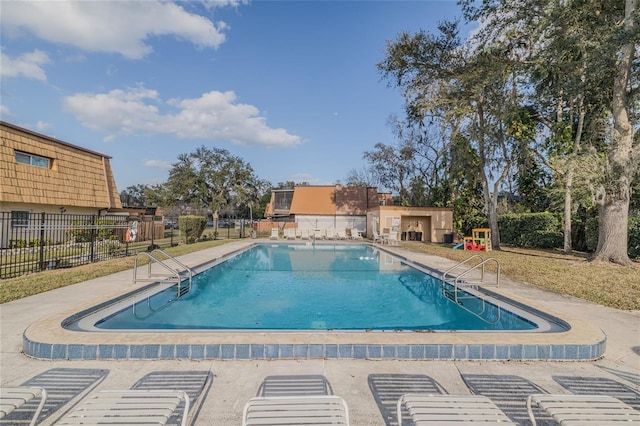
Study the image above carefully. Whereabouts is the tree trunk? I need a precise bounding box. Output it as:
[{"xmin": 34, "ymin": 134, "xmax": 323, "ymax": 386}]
[
  {"xmin": 563, "ymin": 173, "xmax": 573, "ymax": 253},
  {"xmin": 591, "ymin": 0, "xmax": 636, "ymax": 265},
  {"xmin": 593, "ymin": 195, "xmax": 631, "ymax": 265}
]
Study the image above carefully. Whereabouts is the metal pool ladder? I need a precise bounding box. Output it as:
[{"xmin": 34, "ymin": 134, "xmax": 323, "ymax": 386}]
[
  {"xmin": 133, "ymin": 249, "xmax": 193, "ymax": 298},
  {"xmin": 441, "ymin": 254, "xmax": 500, "ymax": 304}
]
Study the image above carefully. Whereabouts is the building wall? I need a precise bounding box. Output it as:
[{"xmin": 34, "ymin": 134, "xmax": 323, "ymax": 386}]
[
  {"xmin": 367, "ymin": 206, "xmax": 453, "ymax": 242},
  {"xmin": 294, "ymin": 214, "xmax": 366, "ymax": 234},
  {"xmin": 0, "ymin": 122, "xmax": 121, "ymax": 211}
]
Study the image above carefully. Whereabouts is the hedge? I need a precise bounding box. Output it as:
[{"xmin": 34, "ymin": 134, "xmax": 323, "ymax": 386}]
[
  {"xmin": 178, "ymin": 215, "xmax": 207, "ymax": 244},
  {"xmin": 463, "ymin": 211, "xmax": 638, "ymax": 258},
  {"xmin": 497, "ymin": 212, "xmax": 563, "ymax": 249}
]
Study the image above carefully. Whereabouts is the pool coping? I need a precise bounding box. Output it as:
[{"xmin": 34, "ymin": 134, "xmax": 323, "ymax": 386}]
[{"xmin": 22, "ymin": 241, "xmax": 607, "ymax": 361}]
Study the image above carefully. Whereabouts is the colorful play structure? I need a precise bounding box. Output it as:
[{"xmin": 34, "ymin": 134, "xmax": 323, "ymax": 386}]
[
  {"xmin": 453, "ymin": 227, "xmax": 492, "ymax": 251},
  {"xmin": 464, "ymin": 228, "xmax": 492, "ymax": 251}
]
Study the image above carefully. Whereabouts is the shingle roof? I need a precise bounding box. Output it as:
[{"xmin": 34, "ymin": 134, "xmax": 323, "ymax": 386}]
[{"xmin": 0, "ymin": 121, "xmax": 122, "ymax": 209}]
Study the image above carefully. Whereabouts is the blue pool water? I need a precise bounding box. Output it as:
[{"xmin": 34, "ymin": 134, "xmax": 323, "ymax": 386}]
[{"xmin": 93, "ymin": 244, "xmax": 537, "ymax": 331}]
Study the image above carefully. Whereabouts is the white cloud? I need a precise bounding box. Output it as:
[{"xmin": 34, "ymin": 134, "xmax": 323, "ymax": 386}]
[
  {"xmin": 200, "ymin": 0, "xmax": 249, "ymax": 9},
  {"xmin": 1, "ymin": 1, "xmax": 231, "ymax": 59},
  {"xmin": 0, "ymin": 50, "xmax": 50, "ymax": 80},
  {"xmin": 0, "ymin": 104, "xmax": 11, "ymax": 117},
  {"xmin": 144, "ymin": 159, "xmax": 172, "ymax": 170},
  {"xmin": 35, "ymin": 121, "xmax": 50, "ymax": 131},
  {"xmin": 63, "ymin": 86, "xmax": 302, "ymax": 148}
]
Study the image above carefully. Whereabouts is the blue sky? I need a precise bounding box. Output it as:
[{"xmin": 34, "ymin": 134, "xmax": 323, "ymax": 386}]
[{"xmin": 1, "ymin": 0, "xmax": 469, "ymax": 191}]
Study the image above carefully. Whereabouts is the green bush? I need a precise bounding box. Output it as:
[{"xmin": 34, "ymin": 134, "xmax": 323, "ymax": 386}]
[
  {"xmin": 9, "ymin": 239, "xmax": 26, "ymax": 249},
  {"xmin": 498, "ymin": 212, "xmax": 563, "ymax": 249},
  {"xmin": 178, "ymin": 215, "xmax": 207, "ymax": 244},
  {"xmin": 629, "ymin": 213, "xmax": 640, "ymax": 259},
  {"xmin": 585, "ymin": 216, "xmax": 598, "ymax": 253},
  {"xmin": 461, "ymin": 216, "xmax": 489, "ymax": 236},
  {"xmin": 68, "ymin": 218, "xmax": 117, "ymax": 242}
]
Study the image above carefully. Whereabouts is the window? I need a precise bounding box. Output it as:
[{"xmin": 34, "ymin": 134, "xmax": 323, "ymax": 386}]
[
  {"xmin": 11, "ymin": 211, "xmax": 30, "ymax": 227},
  {"xmin": 15, "ymin": 151, "xmax": 50, "ymax": 168}
]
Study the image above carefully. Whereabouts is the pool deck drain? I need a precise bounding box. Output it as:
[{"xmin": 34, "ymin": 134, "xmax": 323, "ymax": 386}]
[{"xmin": 22, "ymin": 241, "xmax": 606, "ymax": 361}]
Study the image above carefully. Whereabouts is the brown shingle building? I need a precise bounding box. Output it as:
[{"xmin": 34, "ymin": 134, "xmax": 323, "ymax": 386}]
[
  {"xmin": 1, "ymin": 121, "xmax": 122, "ymax": 246},
  {"xmin": 1, "ymin": 121, "xmax": 121, "ymax": 212}
]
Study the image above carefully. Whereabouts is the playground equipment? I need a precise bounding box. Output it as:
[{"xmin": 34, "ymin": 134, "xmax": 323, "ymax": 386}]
[{"xmin": 463, "ymin": 228, "xmax": 492, "ymax": 251}]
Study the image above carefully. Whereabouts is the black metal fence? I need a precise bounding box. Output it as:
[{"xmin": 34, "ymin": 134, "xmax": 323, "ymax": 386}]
[{"xmin": 0, "ymin": 212, "xmax": 179, "ymax": 279}]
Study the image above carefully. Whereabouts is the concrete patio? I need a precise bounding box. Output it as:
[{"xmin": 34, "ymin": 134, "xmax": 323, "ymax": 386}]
[{"xmin": 1, "ymin": 241, "xmax": 638, "ymax": 425}]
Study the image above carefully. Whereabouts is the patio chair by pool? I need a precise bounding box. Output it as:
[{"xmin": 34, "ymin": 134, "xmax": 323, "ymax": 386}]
[
  {"xmin": 350, "ymin": 228, "xmax": 363, "ymax": 240},
  {"xmin": 397, "ymin": 394, "xmax": 516, "ymax": 425},
  {"xmin": 325, "ymin": 228, "xmax": 337, "ymax": 240},
  {"xmin": 56, "ymin": 389, "xmax": 190, "ymax": 426},
  {"xmin": 0, "ymin": 386, "xmax": 47, "ymax": 426},
  {"xmin": 270, "ymin": 228, "xmax": 279, "ymax": 240},
  {"xmin": 386, "ymin": 230, "xmax": 399, "ymax": 246},
  {"xmin": 526, "ymin": 394, "xmax": 640, "ymax": 425},
  {"xmin": 257, "ymin": 375, "xmax": 334, "ymax": 397},
  {"xmin": 283, "ymin": 228, "xmax": 297, "ymax": 240},
  {"xmin": 336, "ymin": 229, "xmax": 348, "ymax": 240},
  {"xmin": 243, "ymin": 395, "xmax": 349, "ymax": 425}
]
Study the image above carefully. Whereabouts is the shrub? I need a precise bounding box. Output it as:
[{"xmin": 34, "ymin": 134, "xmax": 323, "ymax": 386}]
[
  {"xmin": 498, "ymin": 212, "xmax": 563, "ymax": 249},
  {"xmin": 178, "ymin": 215, "xmax": 207, "ymax": 244},
  {"xmin": 9, "ymin": 239, "xmax": 26, "ymax": 249},
  {"xmin": 629, "ymin": 213, "xmax": 640, "ymax": 259},
  {"xmin": 461, "ymin": 216, "xmax": 489, "ymax": 236}
]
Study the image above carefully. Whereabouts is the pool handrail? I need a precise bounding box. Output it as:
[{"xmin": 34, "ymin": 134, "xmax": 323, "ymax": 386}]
[{"xmin": 133, "ymin": 249, "xmax": 193, "ymax": 298}]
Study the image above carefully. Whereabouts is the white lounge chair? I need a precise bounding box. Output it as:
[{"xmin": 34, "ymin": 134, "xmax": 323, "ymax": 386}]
[
  {"xmin": 0, "ymin": 386, "xmax": 47, "ymax": 426},
  {"xmin": 527, "ymin": 394, "xmax": 640, "ymax": 425},
  {"xmin": 350, "ymin": 229, "xmax": 363, "ymax": 240},
  {"xmin": 257, "ymin": 375, "xmax": 334, "ymax": 397},
  {"xmin": 397, "ymin": 394, "xmax": 516, "ymax": 425},
  {"xmin": 325, "ymin": 228, "xmax": 337, "ymax": 240},
  {"xmin": 386, "ymin": 230, "xmax": 399, "ymax": 246},
  {"xmin": 56, "ymin": 389, "xmax": 190, "ymax": 426},
  {"xmin": 372, "ymin": 229, "xmax": 383, "ymax": 244},
  {"xmin": 336, "ymin": 229, "xmax": 348, "ymax": 240},
  {"xmin": 243, "ymin": 395, "xmax": 349, "ymax": 426},
  {"xmin": 270, "ymin": 228, "xmax": 279, "ymax": 240},
  {"xmin": 299, "ymin": 229, "xmax": 311, "ymax": 240},
  {"xmin": 283, "ymin": 228, "xmax": 297, "ymax": 240}
]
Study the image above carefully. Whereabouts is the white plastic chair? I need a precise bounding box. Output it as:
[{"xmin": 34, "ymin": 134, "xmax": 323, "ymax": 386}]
[
  {"xmin": 270, "ymin": 228, "xmax": 279, "ymax": 240},
  {"xmin": 397, "ymin": 394, "xmax": 516, "ymax": 425},
  {"xmin": 57, "ymin": 389, "xmax": 190, "ymax": 426},
  {"xmin": 527, "ymin": 394, "xmax": 640, "ymax": 425},
  {"xmin": 0, "ymin": 386, "xmax": 47, "ymax": 426},
  {"xmin": 243, "ymin": 395, "xmax": 349, "ymax": 425}
]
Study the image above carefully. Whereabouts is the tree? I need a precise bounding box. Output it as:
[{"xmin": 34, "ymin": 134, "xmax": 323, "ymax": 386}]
[
  {"xmin": 119, "ymin": 184, "xmax": 149, "ymax": 207},
  {"xmin": 593, "ymin": 0, "xmax": 639, "ymax": 264},
  {"xmin": 160, "ymin": 146, "xmax": 264, "ymax": 224},
  {"xmin": 460, "ymin": 0, "xmax": 639, "ymax": 264},
  {"xmin": 378, "ymin": 22, "xmax": 521, "ymax": 249}
]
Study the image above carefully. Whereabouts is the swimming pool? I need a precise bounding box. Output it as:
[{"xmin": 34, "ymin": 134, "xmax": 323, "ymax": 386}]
[
  {"xmin": 25, "ymin": 241, "xmax": 608, "ymax": 361},
  {"xmin": 72, "ymin": 244, "xmax": 554, "ymax": 332}
]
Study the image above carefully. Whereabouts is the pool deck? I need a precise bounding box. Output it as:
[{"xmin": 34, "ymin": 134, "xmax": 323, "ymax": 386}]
[{"xmin": 2, "ymin": 240, "xmax": 639, "ymax": 425}]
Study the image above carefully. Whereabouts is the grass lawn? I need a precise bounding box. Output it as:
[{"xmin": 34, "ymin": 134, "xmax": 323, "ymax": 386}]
[
  {"xmin": 403, "ymin": 242, "xmax": 639, "ymax": 311},
  {"xmin": 1, "ymin": 239, "xmax": 638, "ymax": 310}
]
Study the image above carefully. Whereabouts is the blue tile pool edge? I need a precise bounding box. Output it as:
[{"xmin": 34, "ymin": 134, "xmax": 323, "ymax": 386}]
[{"xmin": 23, "ymin": 334, "xmax": 606, "ymax": 361}]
